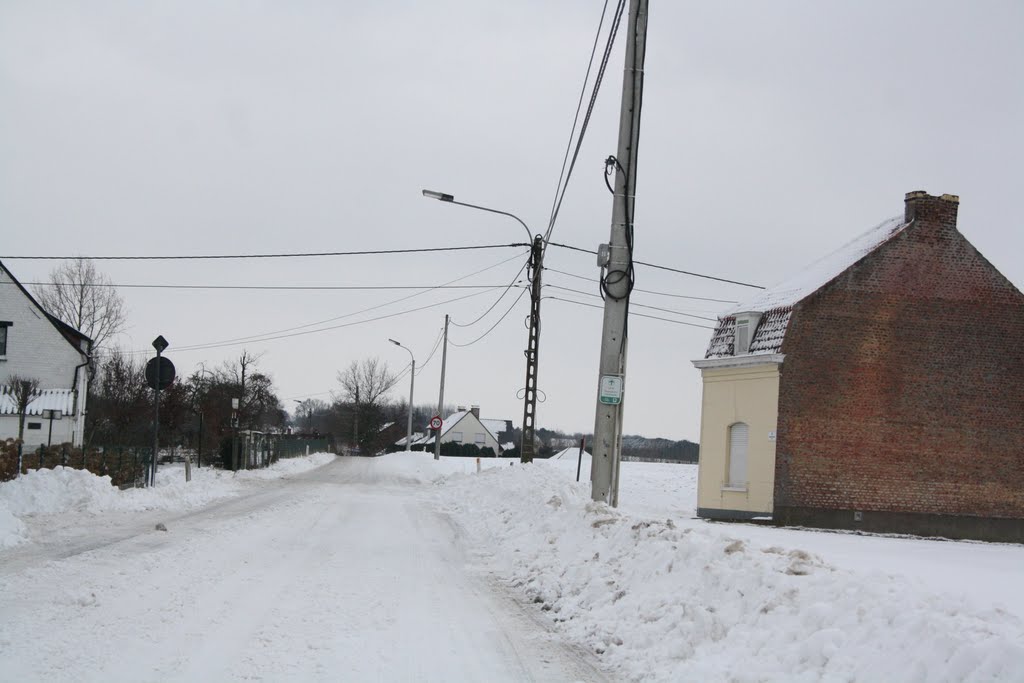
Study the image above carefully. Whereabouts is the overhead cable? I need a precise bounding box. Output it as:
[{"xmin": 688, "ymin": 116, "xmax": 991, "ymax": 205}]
[
  {"xmin": 546, "ymin": 241, "xmax": 765, "ymax": 289},
  {"xmin": 543, "ymin": 267, "xmax": 738, "ymax": 303},
  {"xmin": 544, "ymin": 296, "xmax": 715, "ymax": 329},
  {"xmin": 0, "ymin": 243, "xmax": 529, "ymax": 261},
  {"xmin": 449, "ymin": 288, "xmax": 528, "ymax": 348}
]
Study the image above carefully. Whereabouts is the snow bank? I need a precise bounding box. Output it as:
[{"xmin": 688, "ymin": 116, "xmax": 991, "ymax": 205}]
[
  {"xmin": 234, "ymin": 452, "xmax": 336, "ymax": 480},
  {"xmin": 338, "ymin": 452, "xmax": 507, "ymax": 485},
  {"xmin": 0, "ymin": 453, "xmax": 337, "ymax": 531},
  {"xmin": 0, "ymin": 502, "xmax": 27, "ymax": 548},
  {"xmin": 437, "ymin": 463, "xmax": 1024, "ymax": 683}
]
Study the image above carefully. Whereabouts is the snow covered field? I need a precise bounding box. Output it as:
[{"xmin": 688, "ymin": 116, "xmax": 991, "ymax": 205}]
[{"xmin": 2, "ymin": 454, "xmax": 1022, "ymax": 682}]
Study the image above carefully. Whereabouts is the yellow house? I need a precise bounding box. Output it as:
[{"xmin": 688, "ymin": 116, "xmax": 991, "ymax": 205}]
[
  {"xmin": 691, "ymin": 191, "xmax": 1024, "ymax": 543},
  {"xmin": 692, "ymin": 309, "xmax": 785, "ymax": 519}
]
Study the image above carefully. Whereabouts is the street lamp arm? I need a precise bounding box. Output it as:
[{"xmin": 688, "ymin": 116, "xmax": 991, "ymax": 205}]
[
  {"xmin": 421, "ymin": 189, "xmax": 533, "ymax": 244},
  {"xmin": 448, "ymin": 200, "xmax": 533, "ymax": 244}
]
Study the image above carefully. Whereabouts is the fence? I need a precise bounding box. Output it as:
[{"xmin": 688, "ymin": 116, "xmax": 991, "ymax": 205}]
[
  {"xmin": 1, "ymin": 433, "xmax": 332, "ymax": 486},
  {"xmin": 0, "ymin": 441, "xmax": 149, "ymax": 488}
]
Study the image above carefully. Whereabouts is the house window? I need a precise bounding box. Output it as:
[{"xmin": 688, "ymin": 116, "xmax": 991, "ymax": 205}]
[
  {"xmin": 734, "ymin": 319, "xmax": 750, "ymax": 355},
  {"xmin": 27, "ymin": 422, "xmax": 42, "ymax": 430},
  {"xmin": 726, "ymin": 422, "xmax": 749, "ymax": 489},
  {"xmin": 451, "ymin": 431, "xmax": 463, "ymax": 443},
  {"xmin": 0, "ymin": 322, "xmax": 10, "ymax": 356},
  {"xmin": 474, "ymin": 433, "xmax": 486, "ymax": 445}
]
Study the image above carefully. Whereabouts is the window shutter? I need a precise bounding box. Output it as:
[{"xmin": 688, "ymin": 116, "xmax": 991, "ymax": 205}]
[{"xmin": 728, "ymin": 423, "xmax": 749, "ymax": 487}]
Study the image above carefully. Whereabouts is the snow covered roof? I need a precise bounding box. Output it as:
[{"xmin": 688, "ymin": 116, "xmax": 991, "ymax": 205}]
[
  {"xmin": 481, "ymin": 419, "xmax": 510, "ymax": 437},
  {"xmin": 0, "ymin": 388, "xmax": 76, "ymax": 416},
  {"xmin": 705, "ymin": 215, "xmax": 909, "ymax": 359}
]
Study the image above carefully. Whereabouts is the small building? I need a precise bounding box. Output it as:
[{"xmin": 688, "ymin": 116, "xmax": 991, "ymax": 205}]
[
  {"xmin": 0, "ymin": 261, "xmax": 92, "ymax": 447},
  {"xmin": 404, "ymin": 405, "xmax": 503, "ymax": 455},
  {"xmin": 692, "ymin": 192, "xmax": 1024, "ymax": 542}
]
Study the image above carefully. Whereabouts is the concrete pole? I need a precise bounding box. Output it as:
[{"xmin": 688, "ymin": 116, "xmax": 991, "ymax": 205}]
[
  {"xmin": 434, "ymin": 315, "xmax": 449, "ymax": 460},
  {"xmin": 406, "ymin": 359, "xmax": 415, "ymax": 451},
  {"xmin": 591, "ymin": 0, "xmax": 648, "ymax": 505}
]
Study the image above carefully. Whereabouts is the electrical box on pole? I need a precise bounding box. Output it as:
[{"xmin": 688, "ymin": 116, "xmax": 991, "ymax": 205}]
[{"xmin": 591, "ymin": 0, "xmax": 649, "ymax": 505}]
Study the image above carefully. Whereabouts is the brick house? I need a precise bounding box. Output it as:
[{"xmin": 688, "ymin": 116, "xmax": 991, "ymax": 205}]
[
  {"xmin": 692, "ymin": 192, "xmax": 1024, "ymax": 542},
  {"xmin": 0, "ymin": 260, "xmax": 92, "ymax": 447}
]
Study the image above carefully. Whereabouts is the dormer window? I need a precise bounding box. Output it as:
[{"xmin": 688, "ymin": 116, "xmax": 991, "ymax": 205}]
[{"xmin": 733, "ymin": 312, "xmax": 762, "ymax": 355}]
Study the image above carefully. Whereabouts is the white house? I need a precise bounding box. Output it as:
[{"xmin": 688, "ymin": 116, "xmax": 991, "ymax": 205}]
[
  {"xmin": 404, "ymin": 405, "xmax": 503, "ymax": 455},
  {"xmin": 0, "ymin": 261, "xmax": 92, "ymax": 448}
]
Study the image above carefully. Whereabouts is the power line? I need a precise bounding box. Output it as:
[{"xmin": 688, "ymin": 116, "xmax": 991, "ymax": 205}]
[
  {"xmin": 544, "ymin": 284, "xmax": 718, "ymax": 321},
  {"xmin": 126, "ymin": 250, "xmax": 528, "ymax": 352},
  {"xmin": 0, "ymin": 243, "xmax": 529, "ymax": 261},
  {"xmin": 544, "ymin": 0, "xmax": 629, "ymax": 246},
  {"xmin": 543, "ymin": 266, "xmax": 738, "ymax": 303},
  {"xmin": 546, "ymin": 0, "xmax": 612, "ymax": 233},
  {"xmin": 449, "ymin": 287, "xmax": 528, "ymax": 348},
  {"xmin": 450, "ymin": 258, "xmax": 529, "ymax": 328},
  {"xmin": 546, "ymin": 241, "xmax": 765, "ymax": 289},
  {"xmin": 415, "ymin": 327, "xmax": 446, "ymax": 375},
  {"xmin": 544, "ymin": 295, "xmax": 715, "ymax": 329},
  {"xmin": 120, "ymin": 251, "xmax": 527, "ymax": 354},
  {"xmin": 18, "ymin": 282, "xmax": 517, "ymax": 292},
  {"xmin": 133, "ymin": 289, "xmax": 496, "ymax": 355}
]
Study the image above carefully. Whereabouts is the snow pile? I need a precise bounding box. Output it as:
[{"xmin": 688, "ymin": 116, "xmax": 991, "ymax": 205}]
[
  {"xmin": 235, "ymin": 452, "xmax": 336, "ymax": 480},
  {"xmin": 337, "ymin": 452, "xmax": 507, "ymax": 485},
  {"xmin": 0, "ymin": 453, "xmax": 338, "ymax": 537},
  {"xmin": 437, "ymin": 463, "xmax": 1024, "ymax": 682},
  {"xmin": 0, "ymin": 502, "xmax": 27, "ymax": 548}
]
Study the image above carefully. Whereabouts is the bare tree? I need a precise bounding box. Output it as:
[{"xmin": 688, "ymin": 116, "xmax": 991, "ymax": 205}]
[
  {"xmin": 335, "ymin": 358, "xmax": 398, "ymax": 449},
  {"xmin": 36, "ymin": 258, "xmax": 126, "ymax": 351},
  {"xmin": 5, "ymin": 374, "xmax": 40, "ymax": 475}
]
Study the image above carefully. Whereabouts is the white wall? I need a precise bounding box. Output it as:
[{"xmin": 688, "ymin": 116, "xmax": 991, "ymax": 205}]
[
  {"xmin": 441, "ymin": 412, "xmax": 501, "ymax": 454},
  {"xmin": 1, "ymin": 267, "xmax": 90, "ymax": 446}
]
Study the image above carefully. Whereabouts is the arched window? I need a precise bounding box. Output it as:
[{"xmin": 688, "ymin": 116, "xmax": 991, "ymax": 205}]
[{"xmin": 727, "ymin": 422, "xmax": 749, "ymax": 488}]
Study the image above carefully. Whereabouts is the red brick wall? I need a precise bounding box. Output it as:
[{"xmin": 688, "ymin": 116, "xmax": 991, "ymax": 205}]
[{"xmin": 774, "ymin": 194, "xmax": 1024, "ymax": 522}]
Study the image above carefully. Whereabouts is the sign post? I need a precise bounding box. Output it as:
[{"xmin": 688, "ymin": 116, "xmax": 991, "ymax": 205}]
[{"xmin": 146, "ymin": 336, "xmax": 174, "ymax": 487}]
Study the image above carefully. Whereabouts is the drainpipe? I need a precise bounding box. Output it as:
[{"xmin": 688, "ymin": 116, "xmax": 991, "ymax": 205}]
[{"xmin": 71, "ymin": 352, "xmax": 91, "ymax": 447}]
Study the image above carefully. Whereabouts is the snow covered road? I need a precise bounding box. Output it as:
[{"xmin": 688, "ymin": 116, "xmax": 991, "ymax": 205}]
[{"xmin": 0, "ymin": 457, "xmax": 605, "ymax": 682}]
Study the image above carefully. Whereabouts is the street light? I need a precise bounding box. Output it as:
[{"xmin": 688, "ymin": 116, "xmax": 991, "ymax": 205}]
[
  {"xmin": 388, "ymin": 338, "xmax": 415, "ymax": 452},
  {"xmin": 420, "ymin": 189, "xmax": 543, "ymax": 463}
]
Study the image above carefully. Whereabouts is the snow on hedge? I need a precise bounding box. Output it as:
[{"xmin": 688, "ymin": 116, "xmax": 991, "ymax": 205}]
[
  {"xmin": 0, "ymin": 453, "xmax": 336, "ymax": 548},
  {"xmin": 437, "ymin": 463, "xmax": 1024, "ymax": 683}
]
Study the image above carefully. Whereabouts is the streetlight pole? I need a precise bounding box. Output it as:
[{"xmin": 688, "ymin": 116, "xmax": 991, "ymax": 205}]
[
  {"xmin": 388, "ymin": 339, "xmax": 416, "ymax": 451},
  {"xmin": 422, "ymin": 190, "xmax": 542, "ymax": 463}
]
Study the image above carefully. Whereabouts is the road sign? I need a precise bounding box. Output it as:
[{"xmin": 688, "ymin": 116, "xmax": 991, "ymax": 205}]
[
  {"xmin": 598, "ymin": 375, "xmax": 623, "ymax": 405},
  {"xmin": 429, "ymin": 415, "xmax": 443, "ymax": 430},
  {"xmin": 145, "ymin": 356, "xmax": 176, "ymax": 391}
]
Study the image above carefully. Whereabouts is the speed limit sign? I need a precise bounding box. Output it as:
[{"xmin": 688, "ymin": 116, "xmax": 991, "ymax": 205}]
[{"xmin": 429, "ymin": 415, "xmax": 443, "ymax": 430}]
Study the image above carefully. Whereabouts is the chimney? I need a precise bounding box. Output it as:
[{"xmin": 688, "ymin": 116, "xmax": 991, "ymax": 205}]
[
  {"xmin": 470, "ymin": 405, "xmax": 480, "ymax": 419},
  {"xmin": 904, "ymin": 190, "xmax": 959, "ymax": 227},
  {"xmin": 456, "ymin": 405, "xmax": 466, "ymax": 413}
]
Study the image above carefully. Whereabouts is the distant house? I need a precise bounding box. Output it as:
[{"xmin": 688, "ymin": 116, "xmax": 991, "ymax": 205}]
[
  {"xmin": 402, "ymin": 405, "xmax": 504, "ymax": 455},
  {"xmin": 692, "ymin": 192, "xmax": 1024, "ymax": 543},
  {"xmin": 0, "ymin": 261, "xmax": 92, "ymax": 447}
]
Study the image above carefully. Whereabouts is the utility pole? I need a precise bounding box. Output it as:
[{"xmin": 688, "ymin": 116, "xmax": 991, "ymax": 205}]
[
  {"xmin": 434, "ymin": 314, "xmax": 449, "ymax": 461},
  {"xmin": 420, "ymin": 190, "xmax": 540, "ymax": 464},
  {"xmin": 591, "ymin": 0, "xmax": 649, "ymax": 505},
  {"xmin": 519, "ymin": 235, "xmax": 544, "ymax": 463}
]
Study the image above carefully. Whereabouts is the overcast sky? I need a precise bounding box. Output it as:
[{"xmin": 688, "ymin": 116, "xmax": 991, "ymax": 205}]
[{"xmin": 2, "ymin": 1, "xmax": 1021, "ymax": 441}]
